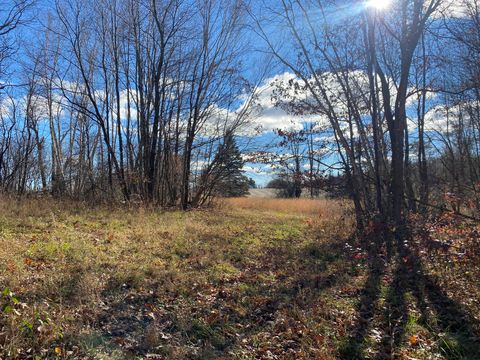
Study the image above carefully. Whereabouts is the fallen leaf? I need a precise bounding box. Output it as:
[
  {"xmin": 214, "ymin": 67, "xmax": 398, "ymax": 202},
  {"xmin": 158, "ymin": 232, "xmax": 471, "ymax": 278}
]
[{"xmin": 409, "ymin": 335, "xmax": 418, "ymax": 346}]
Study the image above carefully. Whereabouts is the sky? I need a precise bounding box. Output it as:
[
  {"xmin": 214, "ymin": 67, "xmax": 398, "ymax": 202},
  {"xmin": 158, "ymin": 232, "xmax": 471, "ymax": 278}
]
[
  {"xmin": 236, "ymin": 0, "xmax": 475, "ymax": 186},
  {"xmin": 3, "ymin": 0, "xmax": 474, "ymax": 187}
]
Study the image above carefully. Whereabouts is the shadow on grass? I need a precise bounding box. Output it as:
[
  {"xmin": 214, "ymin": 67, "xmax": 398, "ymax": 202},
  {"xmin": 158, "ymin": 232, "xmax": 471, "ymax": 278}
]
[
  {"xmin": 338, "ymin": 239, "xmax": 386, "ymax": 359},
  {"xmin": 92, "ymin": 228, "xmax": 480, "ymax": 359},
  {"xmin": 92, "ymin": 237, "xmax": 348, "ymax": 358},
  {"xmin": 340, "ymin": 230, "xmax": 480, "ymax": 360}
]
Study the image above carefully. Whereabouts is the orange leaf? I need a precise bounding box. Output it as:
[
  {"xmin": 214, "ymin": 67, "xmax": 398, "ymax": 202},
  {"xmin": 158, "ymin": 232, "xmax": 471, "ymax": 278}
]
[
  {"xmin": 409, "ymin": 335, "xmax": 418, "ymax": 346},
  {"xmin": 6, "ymin": 260, "xmax": 16, "ymax": 272}
]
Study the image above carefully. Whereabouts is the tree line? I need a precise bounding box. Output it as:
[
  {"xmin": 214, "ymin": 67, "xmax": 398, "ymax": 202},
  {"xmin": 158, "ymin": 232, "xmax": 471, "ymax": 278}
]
[
  {"xmin": 1, "ymin": 0, "xmax": 480, "ymax": 230},
  {"xmin": 0, "ymin": 0, "xmax": 255, "ymax": 208}
]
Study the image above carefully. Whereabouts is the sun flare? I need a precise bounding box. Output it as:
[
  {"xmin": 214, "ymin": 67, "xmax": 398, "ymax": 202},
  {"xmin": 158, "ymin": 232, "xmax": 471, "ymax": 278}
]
[{"xmin": 366, "ymin": 0, "xmax": 391, "ymax": 10}]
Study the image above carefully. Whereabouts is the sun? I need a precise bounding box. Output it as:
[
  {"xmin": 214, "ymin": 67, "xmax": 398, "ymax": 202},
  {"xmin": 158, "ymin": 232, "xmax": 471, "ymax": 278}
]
[{"xmin": 366, "ymin": 0, "xmax": 391, "ymax": 10}]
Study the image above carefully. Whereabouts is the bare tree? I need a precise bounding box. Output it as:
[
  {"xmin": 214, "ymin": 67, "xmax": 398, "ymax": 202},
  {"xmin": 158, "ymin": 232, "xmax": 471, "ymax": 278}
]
[{"xmin": 252, "ymin": 0, "xmax": 443, "ymax": 230}]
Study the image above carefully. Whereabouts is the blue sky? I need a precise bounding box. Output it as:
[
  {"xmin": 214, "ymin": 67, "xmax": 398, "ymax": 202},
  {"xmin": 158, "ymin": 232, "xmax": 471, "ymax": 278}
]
[{"xmin": 4, "ymin": 0, "xmax": 472, "ymax": 187}]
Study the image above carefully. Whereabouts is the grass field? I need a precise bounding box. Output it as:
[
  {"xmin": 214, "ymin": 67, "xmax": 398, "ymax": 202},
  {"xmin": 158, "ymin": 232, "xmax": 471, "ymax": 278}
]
[{"xmin": 0, "ymin": 197, "xmax": 479, "ymax": 359}]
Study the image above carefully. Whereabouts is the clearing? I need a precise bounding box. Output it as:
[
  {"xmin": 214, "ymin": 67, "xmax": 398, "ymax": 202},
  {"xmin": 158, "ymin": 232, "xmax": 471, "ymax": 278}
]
[{"xmin": 0, "ymin": 198, "xmax": 479, "ymax": 359}]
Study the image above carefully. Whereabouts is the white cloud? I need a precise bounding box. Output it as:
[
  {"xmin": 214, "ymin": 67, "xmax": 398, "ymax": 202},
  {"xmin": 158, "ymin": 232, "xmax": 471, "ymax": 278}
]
[
  {"xmin": 437, "ymin": 0, "xmax": 474, "ymax": 18},
  {"xmin": 246, "ymin": 72, "xmax": 329, "ymax": 132}
]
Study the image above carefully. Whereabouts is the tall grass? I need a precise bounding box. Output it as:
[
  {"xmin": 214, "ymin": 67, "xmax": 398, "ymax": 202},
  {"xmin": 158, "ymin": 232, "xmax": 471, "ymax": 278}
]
[
  {"xmin": 222, "ymin": 197, "xmax": 349, "ymax": 217},
  {"xmin": 222, "ymin": 197, "xmax": 355, "ymax": 236}
]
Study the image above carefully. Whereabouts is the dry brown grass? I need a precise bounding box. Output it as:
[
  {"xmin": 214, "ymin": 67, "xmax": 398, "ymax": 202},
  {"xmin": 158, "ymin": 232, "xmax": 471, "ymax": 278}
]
[
  {"xmin": 221, "ymin": 197, "xmax": 354, "ymax": 234},
  {"xmin": 222, "ymin": 196, "xmax": 349, "ymax": 216},
  {"xmin": 2, "ymin": 196, "xmax": 479, "ymax": 359},
  {"xmin": 0, "ymin": 196, "xmax": 355, "ymax": 359}
]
